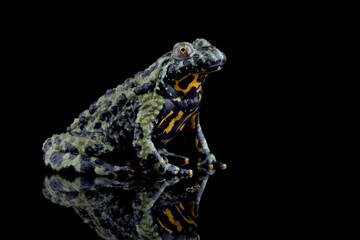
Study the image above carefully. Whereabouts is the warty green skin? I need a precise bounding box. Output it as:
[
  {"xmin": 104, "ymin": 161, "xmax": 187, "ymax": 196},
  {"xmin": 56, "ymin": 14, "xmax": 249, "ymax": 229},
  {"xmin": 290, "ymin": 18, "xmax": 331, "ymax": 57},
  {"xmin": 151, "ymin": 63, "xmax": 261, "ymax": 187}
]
[{"xmin": 42, "ymin": 38, "xmax": 227, "ymax": 176}]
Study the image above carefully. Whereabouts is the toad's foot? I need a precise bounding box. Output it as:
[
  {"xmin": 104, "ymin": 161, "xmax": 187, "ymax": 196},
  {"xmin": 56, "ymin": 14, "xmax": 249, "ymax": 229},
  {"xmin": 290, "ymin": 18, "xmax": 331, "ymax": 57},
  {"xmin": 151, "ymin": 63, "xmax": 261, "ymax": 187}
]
[
  {"xmin": 197, "ymin": 154, "xmax": 227, "ymax": 172},
  {"xmin": 166, "ymin": 163, "xmax": 193, "ymax": 178},
  {"xmin": 159, "ymin": 149, "xmax": 190, "ymax": 167}
]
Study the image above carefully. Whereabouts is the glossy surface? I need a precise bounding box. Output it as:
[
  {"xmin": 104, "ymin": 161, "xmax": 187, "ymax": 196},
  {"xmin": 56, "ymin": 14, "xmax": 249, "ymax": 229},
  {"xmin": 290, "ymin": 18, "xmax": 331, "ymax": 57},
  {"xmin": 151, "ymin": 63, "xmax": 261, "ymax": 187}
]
[{"xmin": 43, "ymin": 171, "xmax": 212, "ymax": 239}]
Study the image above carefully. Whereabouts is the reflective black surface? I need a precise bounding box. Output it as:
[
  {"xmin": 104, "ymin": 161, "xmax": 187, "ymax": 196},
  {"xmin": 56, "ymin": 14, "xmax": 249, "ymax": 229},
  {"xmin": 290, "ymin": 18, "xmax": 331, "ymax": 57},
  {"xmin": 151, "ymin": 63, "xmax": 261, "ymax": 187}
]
[{"xmin": 43, "ymin": 172, "xmax": 211, "ymax": 240}]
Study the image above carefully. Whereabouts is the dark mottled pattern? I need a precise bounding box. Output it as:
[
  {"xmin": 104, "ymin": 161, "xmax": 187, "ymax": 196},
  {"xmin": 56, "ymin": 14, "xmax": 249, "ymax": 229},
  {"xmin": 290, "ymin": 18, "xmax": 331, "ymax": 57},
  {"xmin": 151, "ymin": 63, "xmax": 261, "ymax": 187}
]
[
  {"xmin": 42, "ymin": 38, "xmax": 226, "ymax": 176},
  {"xmin": 134, "ymin": 81, "xmax": 155, "ymax": 95},
  {"xmin": 80, "ymin": 156, "xmax": 95, "ymax": 173},
  {"xmin": 54, "ymin": 136, "xmax": 62, "ymax": 145},
  {"xmin": 65, "ymin": 142, "xmax": 79, "ymax": 155},
  {"xmin": 50, "ymin": 152, "xmax": 64, "ymax": 166}
]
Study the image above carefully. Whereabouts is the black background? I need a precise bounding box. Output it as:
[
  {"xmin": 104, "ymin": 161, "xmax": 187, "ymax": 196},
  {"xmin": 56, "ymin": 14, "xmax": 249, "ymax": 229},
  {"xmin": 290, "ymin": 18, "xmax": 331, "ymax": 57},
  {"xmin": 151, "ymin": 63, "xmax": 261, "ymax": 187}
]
[{"xmin": 4, "ymin": 3, "xmax": 329, "ymax": 239}]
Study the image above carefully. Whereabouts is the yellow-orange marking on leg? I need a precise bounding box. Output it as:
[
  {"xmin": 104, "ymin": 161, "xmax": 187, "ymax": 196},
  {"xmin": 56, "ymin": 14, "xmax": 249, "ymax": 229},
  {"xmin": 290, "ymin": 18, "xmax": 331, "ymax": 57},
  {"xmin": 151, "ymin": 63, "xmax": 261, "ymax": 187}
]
[
  {"xmin": 190, "ymin": 114, "xmax": 197, "ymax": 129},
  {"xmin": 161, "ymin": 139, "xmax": 172, "ymax": 146},
  {"xmin": 176, "ymin": 108, "xmax": 198, "ymax": 132},
  {"xmin": 195, "ymin": 137, "xmax": 202, "ymax": 153},
  {"xmin": 164, "ymin": 111, "xmax": 183, "ymax": 134},
  {"xmin": 175, "ymin": 205, "xmax": 198, "ymax": 226},
  {"xmin": 163, "ymin": 208, "xmax": 183, "ymax": 232},
  {"xmin": 156, "ymin": 217, "xmax": 173, "ymax": 234},
  {"xmin": 158, "ymin": 111, "xmax": 173, "ymax": 128}
]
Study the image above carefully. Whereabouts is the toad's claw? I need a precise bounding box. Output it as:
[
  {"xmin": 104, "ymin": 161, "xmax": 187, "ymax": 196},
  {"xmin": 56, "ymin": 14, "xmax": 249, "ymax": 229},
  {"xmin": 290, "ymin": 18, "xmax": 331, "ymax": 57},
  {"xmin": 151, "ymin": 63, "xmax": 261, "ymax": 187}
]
[
  {"xmin": 178, "ymin": 169, "xmax": 193, "ymax": 178},
  {"xmin": 213, "ymin": 161, "xmax": 227, "ymax": 170},
  {"xmin": 198, "ymin": 154, "xmax": 226, "ymax": 171}
]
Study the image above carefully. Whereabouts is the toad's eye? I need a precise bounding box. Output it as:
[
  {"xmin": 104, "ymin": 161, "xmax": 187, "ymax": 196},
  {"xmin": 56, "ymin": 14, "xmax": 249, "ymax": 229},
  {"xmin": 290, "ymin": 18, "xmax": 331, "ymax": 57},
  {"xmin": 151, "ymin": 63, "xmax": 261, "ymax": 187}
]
[{"xmin": 172, "ymin": 43, "xmax": 193, "ymax": 60}]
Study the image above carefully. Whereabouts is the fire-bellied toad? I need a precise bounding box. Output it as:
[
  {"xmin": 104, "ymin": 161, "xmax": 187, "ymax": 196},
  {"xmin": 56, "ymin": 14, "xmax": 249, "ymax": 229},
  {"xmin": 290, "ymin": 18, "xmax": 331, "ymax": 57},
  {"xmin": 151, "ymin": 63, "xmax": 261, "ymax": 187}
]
[{"xmin": 42, "ymin": 38, "xmax": 227, "ymax": 177}]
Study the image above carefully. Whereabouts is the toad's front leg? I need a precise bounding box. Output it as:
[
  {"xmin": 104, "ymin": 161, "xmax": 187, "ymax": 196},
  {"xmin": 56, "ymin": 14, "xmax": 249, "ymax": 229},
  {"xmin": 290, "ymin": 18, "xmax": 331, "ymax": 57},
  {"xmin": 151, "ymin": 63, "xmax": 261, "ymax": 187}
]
[
  {"xmin": 190, "ymin": 114, "xmax": 227, "ymax": 170},
  {"xmin": 132, "ymin": 124, "xmax": 193, "ymax": 177}
]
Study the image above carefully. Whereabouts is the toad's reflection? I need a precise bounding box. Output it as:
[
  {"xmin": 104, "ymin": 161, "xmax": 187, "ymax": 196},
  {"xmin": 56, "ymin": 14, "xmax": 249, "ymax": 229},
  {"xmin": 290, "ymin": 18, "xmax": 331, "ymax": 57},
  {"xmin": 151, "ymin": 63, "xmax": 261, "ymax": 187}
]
[{"xmin": 43, "ymin": 172, "xmax": 212, "ymax": 240}]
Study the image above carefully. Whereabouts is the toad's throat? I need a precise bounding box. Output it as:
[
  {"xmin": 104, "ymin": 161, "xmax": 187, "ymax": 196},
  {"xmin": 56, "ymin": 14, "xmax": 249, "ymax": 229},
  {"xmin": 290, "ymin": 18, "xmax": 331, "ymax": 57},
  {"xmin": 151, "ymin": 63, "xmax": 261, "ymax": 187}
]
[{"xmin": 174, "ymin": 74, "xmax": 208, "ymax": 94}]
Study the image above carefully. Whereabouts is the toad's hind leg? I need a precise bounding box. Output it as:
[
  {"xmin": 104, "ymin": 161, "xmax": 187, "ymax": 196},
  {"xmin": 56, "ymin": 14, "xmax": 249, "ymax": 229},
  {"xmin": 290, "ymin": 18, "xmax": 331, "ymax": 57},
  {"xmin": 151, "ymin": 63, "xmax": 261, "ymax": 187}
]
[{"xmin": 43, "ymin": 134, "xmax": 133, "ymax": 176}]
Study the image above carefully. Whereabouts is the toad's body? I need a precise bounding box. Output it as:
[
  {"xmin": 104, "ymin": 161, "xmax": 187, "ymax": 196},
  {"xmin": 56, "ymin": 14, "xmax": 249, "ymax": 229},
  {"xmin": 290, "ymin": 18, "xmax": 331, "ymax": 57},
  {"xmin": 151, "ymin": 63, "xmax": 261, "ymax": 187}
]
[{"xmin": 43, "ymin": 38, "xmax": 226, "ymax": 176}]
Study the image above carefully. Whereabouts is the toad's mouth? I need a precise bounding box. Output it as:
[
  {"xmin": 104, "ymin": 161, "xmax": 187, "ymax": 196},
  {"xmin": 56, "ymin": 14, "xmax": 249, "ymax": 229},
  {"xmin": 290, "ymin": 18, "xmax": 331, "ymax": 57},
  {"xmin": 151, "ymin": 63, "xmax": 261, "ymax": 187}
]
[
  {"xmin": 203, "ymin": 63, "xmax": 224, "ymax": 73},
  {"xmin": 201, "ymin": 53, "xmax": 227, "ymax": 73}
]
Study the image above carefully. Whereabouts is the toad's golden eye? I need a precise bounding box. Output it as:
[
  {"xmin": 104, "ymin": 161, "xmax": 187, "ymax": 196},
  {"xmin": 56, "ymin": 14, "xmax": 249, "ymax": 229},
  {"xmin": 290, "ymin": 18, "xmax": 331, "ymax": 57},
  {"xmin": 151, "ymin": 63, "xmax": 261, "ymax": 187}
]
[{"xmin": 173, "ymin": 44, "xmax": 193, "ymax": 59}]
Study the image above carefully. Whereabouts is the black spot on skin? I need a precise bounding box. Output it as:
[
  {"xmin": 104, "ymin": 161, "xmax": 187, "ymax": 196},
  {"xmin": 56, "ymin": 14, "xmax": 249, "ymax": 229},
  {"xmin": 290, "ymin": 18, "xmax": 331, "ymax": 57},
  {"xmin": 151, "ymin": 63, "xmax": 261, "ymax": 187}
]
[
  {"xmin": 196, "ymin": 41, "xmax": 204, "ymax": 47},
  {"xmin": 192, "ymin": 53, "xmax": 202, "ymax": 66},
  {"xmin": 80, "ymin": 156, "xmax": 95, "ymax": 173},
  {"xmin": 50, "ymin": 152, "xmax": 64, "ymax": 166},
  {"xmin": 94, "ymin": 144, "xmax": 104, "ymax": 151},
  {"xmin": 99, "ymin": 110, "xmax": 112, "ymax": 122},
  {"xmin": 49, "ymin": 179, "xmax": 63, "ymax": 191},
  {"xmin": 133, "ymin": 100, "xmax": 140, "ymax": 114},
  {"xmin": 125, "ymin": 81, "xmax": 137, "ymax": 90},
  {"xmin": 94, "ymin": 122, "xmax": 102, "ymax": 130},
  {"xmin": 68, "ymin": 154, "xmax": 77, "ymax": 161},
  {"xmin": 43, "ymin": 138, "xmax": 52, "ymax": 152},
  {"xmin": 133, "ymin": 143, "xmax": 142, "ymax": 155},
  {"xmin": 102, "ymin": 137, "xmax": 112, "ymax": 146},
  {"xmin": 124, "ymin": 109, "xmax": 135, "ymax": 122},
  {"xmin": 125, "ymin": 101, "xmax": 132, "ymax": 107},
  {"xmin": 105, "ymin": 88, "xmax": 115, "ymax": 97},
  {"xmin": 85, "ymin": 146, "xmax": 96, "ymax": 156},
  {"xmin": 54, "ymin": 136, "xmax": 62, "ymax": 145},
  {"xmin": 85, "ymin": 191, "xmax": 98, "ymax": 200},
  {"xmin": 65, "ymin": 142, "xmax": 79, "ymax": 155},
  {"xmin": 89, "ymin": 102, "xmax": 98, "ymax": 114},
  {"xmin": 65, "ymin": 191, "xmax": 79, "ymax": 201},
  {"xmin": 80, "ymin": 178, "xmax": 94, "ymax": 189},
  {"xmin": 110, "ymin": 105, "xmax": 120, "ymax": 116},
  {"xmin": 115, "ymin": 94, "xmax": 127, "ymax": 106},
  {"xmin": 134, "ymin": 123, "xmax": 144, "ymax": 139},
  {"xmin": 133, "ymin": 197, "xmax": 142, "ymax": 207},
  {"xmin": 106, "ymin": 101, "xmax": 113, "ymax": 107},
  {"xmin": 108, "ymin": 119, "xmax": 124, "ymax": 142},
  {"xmin": 93, "ymin": 208, "xmax": 102, "ymax": 218},
  {"xmin": 70, "ymin": 131, "xmax": 81, "ymax": 136},
  {"xmin": 134, "ymin": 81, "xmax": 155, "ymax": 95},
  {"xmin": 124, "ymin": 77, "xmax": 132, "ymax": 84},
  {"xmin": 85, "ymin": 144, "xmax": 103, "ymax": 156},
  {"xmin": 78, "ymin": 116, "xmax": 89, "ymax": 129},
  {"xmin": 99, "ymin": 219, "xmax": 111, "ymax": 229}
]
